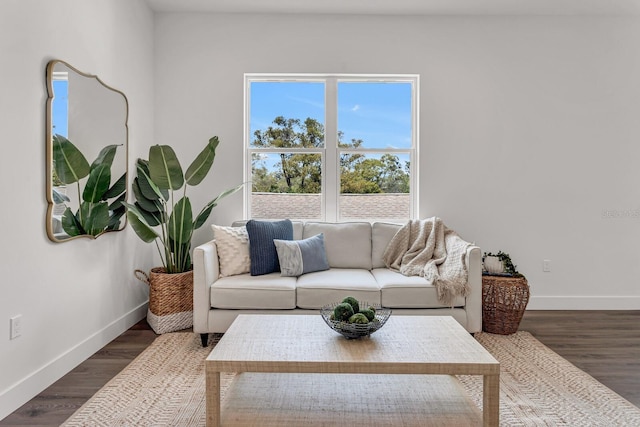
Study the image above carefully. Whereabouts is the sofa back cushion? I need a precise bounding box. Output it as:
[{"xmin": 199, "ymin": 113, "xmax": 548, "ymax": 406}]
[
  {"xmin": 302, "ymin": 222, "xmax": 372, "ymax": 270},
  {"xmin": 232, "ymin": 220, "xmax": 304, "ymax": 240},
  {"xmin": 372, "ymin": 222, "xmax": 402, "ymax": 268}
]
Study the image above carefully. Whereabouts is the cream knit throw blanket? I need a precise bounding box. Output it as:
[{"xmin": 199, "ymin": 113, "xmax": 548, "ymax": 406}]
[{"xmin": 382, "ymin": 217, "xmax": 471, "ymax": 306}]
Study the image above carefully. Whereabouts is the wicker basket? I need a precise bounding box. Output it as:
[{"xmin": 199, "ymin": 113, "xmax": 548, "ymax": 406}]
[
  {"xmin": 135, "ymin": 267, "xmax": 193, "ymax": 334},
  {"xmin": 482, "ymin": 275, "xmax": 529, "ymax": 335}
]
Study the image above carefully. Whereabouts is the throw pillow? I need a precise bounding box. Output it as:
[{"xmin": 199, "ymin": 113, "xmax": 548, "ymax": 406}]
[
  {"xmin": 211, "ymin": 225, "xmax": 250, "ymax": 277},
  {"xmin": 274, "ymin": 233, "xmax": 330, "ymax": 277},
  {"xmin": 246, "ymin": 219, "xmax": 293, "ymax": 276}
]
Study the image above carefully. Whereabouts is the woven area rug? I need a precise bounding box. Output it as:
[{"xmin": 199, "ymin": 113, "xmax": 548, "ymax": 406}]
[{"xmin": 62, "ymin": 331, "xmax": 640, "ymax": 426}]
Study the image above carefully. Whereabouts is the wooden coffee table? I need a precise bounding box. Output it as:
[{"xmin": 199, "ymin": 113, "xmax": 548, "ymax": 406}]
[{"xmin": 205, "ymin": 315, "xmax": 499, "ymax": 426}]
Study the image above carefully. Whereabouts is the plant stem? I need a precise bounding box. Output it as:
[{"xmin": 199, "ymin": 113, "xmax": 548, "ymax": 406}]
[
  {"xmin": 159, "ymin": 199, "xmax": 172, "ymax": 273},
  {"xmin": 76, "ymin": 182, "xmax": 83, "ymax": 224},
  {"xmin": 154, "ymin": 239, "xmax": 167, "ymax": 271},
  {"xmin": 177, "ymin": 185, "xmax": 189, "ymax": 272}
]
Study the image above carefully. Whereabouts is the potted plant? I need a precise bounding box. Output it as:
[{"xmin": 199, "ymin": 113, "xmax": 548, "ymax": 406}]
[
  {"xmin": 52, "ymin": 134, "xmax": 126, "ymax": 237},
  {"xmin": 482, "ymin": 251, "xmax": 522, "ymax": 277},
  {"xmin": 124, "ymin": 136, "xmax": 242, "ymax": 333}
]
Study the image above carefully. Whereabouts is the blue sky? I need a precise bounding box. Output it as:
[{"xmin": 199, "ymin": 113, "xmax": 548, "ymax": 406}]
[
  {"xmin": 249, "ymin": 81, "xmax": 412, "ymax": 149},
  {"xmin": 52, "ymin": 80, "xmax": 69, "ymax": 137}
]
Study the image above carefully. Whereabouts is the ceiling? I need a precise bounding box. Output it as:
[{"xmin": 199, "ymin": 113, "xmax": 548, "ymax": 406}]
[{"xmin": 145, "ymin": 0, "xmax": 640, "ymax": 15}]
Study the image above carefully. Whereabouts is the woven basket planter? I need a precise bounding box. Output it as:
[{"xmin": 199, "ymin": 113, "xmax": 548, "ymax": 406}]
[
  {"xmin": 482, "ymin": 275, "xmax": 529, "ymax": 335},
  {"xmin": 136, "ymin": 267, "xmax": 193, "ymax": 334}
]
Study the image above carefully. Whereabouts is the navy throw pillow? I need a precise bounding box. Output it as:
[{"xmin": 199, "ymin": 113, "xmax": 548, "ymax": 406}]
[{"xmin": 246, "ymin": 219, "xmax": 294, "ymax": 276}]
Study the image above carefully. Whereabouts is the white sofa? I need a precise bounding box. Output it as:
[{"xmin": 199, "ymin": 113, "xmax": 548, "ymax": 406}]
[{"xmin": 193, "ymin": 221, "xmax": 482, "ymax": 346}]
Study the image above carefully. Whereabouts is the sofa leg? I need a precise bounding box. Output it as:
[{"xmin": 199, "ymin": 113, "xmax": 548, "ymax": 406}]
[{"xmin": 200, "ymin": 333, "xmax": 209, "ymax": 347}]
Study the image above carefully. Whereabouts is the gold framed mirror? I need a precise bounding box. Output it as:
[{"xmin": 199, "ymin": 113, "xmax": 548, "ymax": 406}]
[{"xmin": 46, "ymin": 60, "xmax": 129, "ymax": 242}]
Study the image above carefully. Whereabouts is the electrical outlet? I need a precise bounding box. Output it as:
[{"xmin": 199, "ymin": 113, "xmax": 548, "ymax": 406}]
[
  {"xmin": 543, "ymin": 259, "xmax": 551, "ymax": 272},
  {"xmin": 10, "ymin": 315, "xmax": 22, "ymax": 340}
]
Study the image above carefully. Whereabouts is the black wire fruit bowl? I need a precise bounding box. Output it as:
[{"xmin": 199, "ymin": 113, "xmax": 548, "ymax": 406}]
[{"xmin": 320, "ymin": 302, "xmax": 392, "ymax": 339}]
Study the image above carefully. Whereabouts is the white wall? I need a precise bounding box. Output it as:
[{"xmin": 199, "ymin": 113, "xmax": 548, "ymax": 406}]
[
  {"xmin": 154, "ymin": 13, "xmax": 640, "ymax": 310},
  {"xmin": 2, "ymin": 7, "xmax": 638, "ymax": 419},
  {"xmin": 0, "ymin": 0, "xmax": 155, "ymax": 419}
]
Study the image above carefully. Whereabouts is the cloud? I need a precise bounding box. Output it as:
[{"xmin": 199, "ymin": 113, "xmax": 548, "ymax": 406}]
[
  {"xmin": 351, "ymin": 104, "xmax": 360, "ymax": 112},
  {"xmin": 288, "ymin": 95, "xmax": 324, "ymax": 110}
]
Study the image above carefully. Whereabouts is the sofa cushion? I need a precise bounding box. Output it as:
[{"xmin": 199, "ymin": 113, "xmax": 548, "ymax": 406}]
[
  {"xmin": 274, "ymin": 234, "xmax": 330, "ymax": 277},
  {"xmin": 296, "ymin": 268, "xmax": 381, "ymax": 309},
  {"xmin": 246, "ymin": 219, "xmax": 293, "ymax": 276},
  {"xmin": 210, "ymin": 273, "xmax": 297, "ymax": 309},
  {"xmin": 233, "ymin": 220, "xmax": 304, "ymax": 240},
  {"xmin": 372, "ymin": 222, "xmax": 402, "ymax": 269},
  {"xmin": 372, "ymin": 268, "xmax": 466, "ymax": 308},
  {"xmin": 302, "ymin": 222, "xmax": 372, "ymax": 270},
  {"xmin": 211, "ymin": 224, "xmax": 250, "ymax": 277}
]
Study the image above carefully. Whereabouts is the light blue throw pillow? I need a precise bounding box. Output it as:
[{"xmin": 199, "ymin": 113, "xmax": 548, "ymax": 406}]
[{"xmin": 274, "ymin": 233, "xmax": 330, "ymax": 277}]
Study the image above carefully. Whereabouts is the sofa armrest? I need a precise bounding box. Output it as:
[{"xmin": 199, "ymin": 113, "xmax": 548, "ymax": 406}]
[
  {"xmin": 193, "ymin": 240, "xmax": 219, "ymax": 333},
  {"xmin": 465, "ymin": 245, "xmax": 482, "ymax": 333}
]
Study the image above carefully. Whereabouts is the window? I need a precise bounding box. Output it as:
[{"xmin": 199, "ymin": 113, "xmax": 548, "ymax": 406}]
[
  {"xmin": 245, "ymin": 74, "xmax": 418, "ymax": 222},
  {"xmin": 52, "ymin": 71, "xmax": 69, "ymax": 137}
]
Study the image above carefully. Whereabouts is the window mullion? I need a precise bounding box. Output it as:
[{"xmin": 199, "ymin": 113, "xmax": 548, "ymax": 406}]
[
  {"xmin": 411, "ymin": 77, "xmax": 419, "ymax": 219},
  {"xmin": 324, "ymin": 78, "xmax": 338, "ymax": 222}
]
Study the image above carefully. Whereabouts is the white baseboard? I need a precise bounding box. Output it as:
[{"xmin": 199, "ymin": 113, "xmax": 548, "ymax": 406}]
[
  {"xmin": 0, "ymin": 302, "xmax": 148, "ymax": 421},
  {"xmin": 527, "ymin": 296, "xmax": 640, "ymax": 310}
]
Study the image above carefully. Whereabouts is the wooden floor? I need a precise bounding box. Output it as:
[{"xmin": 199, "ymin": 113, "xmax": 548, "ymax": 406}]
[
  {"xmin": 1, "ymin": 310, "xmax": 638, "ymax": 426},
  {"xmin": 519, "ymin": 310, "xmax": 640, "ymax": 407}
]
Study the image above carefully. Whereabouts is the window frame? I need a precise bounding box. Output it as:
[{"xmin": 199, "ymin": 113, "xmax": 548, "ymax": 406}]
[{"xmin": 244, "ymin": 73, "xmax": 419, "ymax": 222}]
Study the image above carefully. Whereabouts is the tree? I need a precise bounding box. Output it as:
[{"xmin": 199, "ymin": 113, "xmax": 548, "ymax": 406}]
[
  {"xmin": 252, "ymin": 116, "xmax": 323, "ymax": 193},
  {"xmin": 251, "ymin": 116, "xmax": 410, "ymax": 194},
  {"xmin": 378, "ymin": 154, "xmax": 410, "ymax": 193}
]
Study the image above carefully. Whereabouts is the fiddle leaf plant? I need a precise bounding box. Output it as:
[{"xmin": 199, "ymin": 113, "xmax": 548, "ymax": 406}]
[
  {"xmin": 52, "ymin": 134, "xmax": 126, "ymax": 237},
  {"xmin": 123, "ymin": 136, "xmax": 243, "ymax": 274}
]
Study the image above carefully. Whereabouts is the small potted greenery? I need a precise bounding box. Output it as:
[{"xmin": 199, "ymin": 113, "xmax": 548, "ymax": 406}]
[{"xmin": 483, "ymin": 251, "xmax": 522, "ymax": 277}]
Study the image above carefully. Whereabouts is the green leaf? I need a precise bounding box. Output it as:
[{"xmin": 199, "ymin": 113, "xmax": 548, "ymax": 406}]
[
  {"xmin": 137, "ymin": 161, "xmax": 168, "ymax": 200},
  {"xmin": 83, "ymin": 164, "xmax": 111, "ymax": 203},
  {"xmin": 193, "ymin": 203, "xmax": 215, "ymax": 230},
  {"xmin": 91, "ymin": 144, "xmax": 118, "ymax": 169},
  {"xmin": 52, "ymin": 134, "xmax": 90, "ymax": 185},
  {"xmin": 80, "ymin": 201, "xmax": 110, "ymax": 236},
  {"xmin": 134, "ymin": 202, "xmax": 164, "ymax": 226},
  {"xmin": 185, "ymin": 136, "xmax": 219, "ymax": 186},
  {"xmin": 103, "ymin": 173, "xmax": 126, "ymax": 200},
  {"xmin": 132, "ymin": 178, "xmax": 163, "ymax": 213},
  {"xmin": 106, "ymin": 205, "xmax": 126, "ymax": 230},
  {"xmin": 108, "ymin": 193, "xmax": 126, "ymax": 211},
  {"xmin": 126, "ymin": 211, "xmax": 159, "ymax": 243},
  {"xmin": 52, "ymin": 188, "xmax": 70, "ymax": 204},
  {"xmin": 122, "ymin": 202, "xmax": 150, "ymax": 221},
  {"xmin": 149, "ymin": 145, "xmax": 184, "ymax": 191},
  {"xmin": 61, "ymin": 207, "xmax": 84, "ymax": 236},
  {"xmin": 193, "ymin": 183, "xmax": 244, "ymax": 230},
  {"xmin": 168, "ymin": 196, "xmax": 193, "ymax": 245},
  {"xmin": 123, "ymin": 202, "xmax": 160, "ymax": 243}
]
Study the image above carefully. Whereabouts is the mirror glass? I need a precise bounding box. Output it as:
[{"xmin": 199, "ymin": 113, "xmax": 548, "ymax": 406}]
[{"xmin": 46, "ymin": 60, "xmax": 128, "ymax": 242}]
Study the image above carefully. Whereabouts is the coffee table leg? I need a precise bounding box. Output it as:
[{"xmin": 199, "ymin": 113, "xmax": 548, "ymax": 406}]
[
  {"xmin": 483, "ymin": 373, "xmax": 499, "ymax": 427},
  {"xmin": 206, "ymin": 370, "xmax": 221, "ymax": 427}
]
